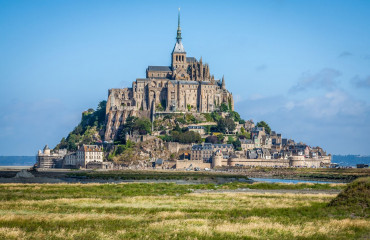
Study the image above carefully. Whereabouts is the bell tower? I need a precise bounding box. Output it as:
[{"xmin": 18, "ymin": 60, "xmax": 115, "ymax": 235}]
[{"xmin": 172, "ymin": 8, "xmax": 188, "ymax": 79}]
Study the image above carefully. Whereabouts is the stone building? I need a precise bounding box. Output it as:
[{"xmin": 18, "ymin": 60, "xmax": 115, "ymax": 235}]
[
  {"xmin": 62, "ymin": 144, "xmax": 104, "ymax": 168},
  {"xmin": 76, "ymin": 145, "xmax": 104, "ymax": 168},
  {"xmin": 105, "ymin": 11, "xmax": 234, "ymax": 140},
  {"xmin": 37, "ymin": 145, "xmax": 66, "ymax": 168},
  {"xmin": 191, "ymin": 143, "xmax": 233, "ymax": 162}
]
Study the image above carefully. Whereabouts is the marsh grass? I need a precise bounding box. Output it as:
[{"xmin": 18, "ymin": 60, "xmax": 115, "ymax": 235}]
[
  {"xmin": 0, "ymin": 182, "xmax": 368, "ymax": 239},
  {"xmin": 67, "ymin": 170, "xmax": 251, "ymax": 181}
]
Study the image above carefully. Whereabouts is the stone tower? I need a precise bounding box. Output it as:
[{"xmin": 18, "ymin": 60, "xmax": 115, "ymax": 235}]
[
  {"xmin": 212, "ymin": 149, "xmax": 223, "ymax": 168},
  {"xmin": 172, "ymin": 9, "xmax": 188, "ymax": 80}
]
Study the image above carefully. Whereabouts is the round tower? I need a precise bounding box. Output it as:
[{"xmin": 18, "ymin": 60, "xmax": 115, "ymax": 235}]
[
  {"xmin": 43, "ymin": 145, "xmax": 51, "ymax": 155},
  {"xmin": 212, "ymin": 149, "xmax": 223, "ymax": 168}
]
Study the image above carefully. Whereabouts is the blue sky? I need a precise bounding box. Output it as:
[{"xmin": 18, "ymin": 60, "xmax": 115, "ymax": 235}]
[{"xmin": 1, "ymin": 0, "xmax": 370, "ymax": 155}]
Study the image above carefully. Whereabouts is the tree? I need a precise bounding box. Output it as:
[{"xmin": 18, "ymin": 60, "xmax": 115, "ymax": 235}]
[
  {"xmin": 227, "ymin": 136, "xmax": 234, "ymax": 144},
  {"xmin": 173, "ymin": 123, "xmax": 181, "ymax": 132},
  {"xmin": 205, "ymin": 135, "xmax": 218, "ymax": 144},
  {"xmin": 217, "ymin": 134, "xmax": 225, "ymax": 143},
  {"xmin": 211, "ymin": 111, "xmax": 221, "ymax": 122},
  {"xmin": 217, "ymin": 117, "xmax": 236, "ymax": 134},
  {"xmin": 256, "ymin": 121, "xmax": 271, "ymax": 134},
  {"xmin": 232, "ymin": 139, "xmax": 241, "ymax": 150},
  {"xmin": 134, "ymin": 118, "xmax": 151, "ymax": 135},
  {"xmin": 229, "ymin": 111, "xmax": 241, "ymax": 122},
  {"xmin": 220, "ymin": 103, "xmax": 228, "ymax": 112},
  {"xmin": 171, "ymin": 131, "xmax": 202, "ymax": 144}
]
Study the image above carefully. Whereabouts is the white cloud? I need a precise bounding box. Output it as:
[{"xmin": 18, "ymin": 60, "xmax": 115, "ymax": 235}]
[
  {"xmin": 290, "ymin": 68, "xmax": 341, "ymax": 92},
  {"xmin": 351, "ymin": 75, "xmax": 370, "ymax": 88}
]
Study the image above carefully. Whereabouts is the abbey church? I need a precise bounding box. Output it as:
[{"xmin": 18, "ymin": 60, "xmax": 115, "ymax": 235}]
[{"xmin": 105, "ymin": 11, "xmax": 234, "ymax": 140}]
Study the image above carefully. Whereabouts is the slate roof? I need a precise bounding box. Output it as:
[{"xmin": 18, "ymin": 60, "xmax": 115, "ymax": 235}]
[
  {"xmin": 170, "ymin": 80, "xmax": 199, "ymax": 85},
  {"xmin": 188, "ymin": 126, "xmax": 205, "ymax": 129},
  {"xmin": 191, "ymin": 143, "xmax": 233, "ymax": 151},
  {"xmin": 147, "ymin": 66, "xmax": 172, "ymax": 72},
  {"xmin": 186, "ymin": 57, "xmax": 196, "ymax": 62},
  {"xmin": 240, "ymin": 139, "xmax": 253, "ymax": 144},
  {"xmin": 156, "ymin": 158, "xmax": 163, "ymax": 165}
]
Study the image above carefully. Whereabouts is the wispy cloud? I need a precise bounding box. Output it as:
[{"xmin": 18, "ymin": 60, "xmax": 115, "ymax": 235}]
[
  {"xmin": 351, "ymin": 75, "xmax": 370, "ymax": 88},
  {"xmin": 289, "ymin": 68, "xmax": 341, "ymax": 92},
  {"xmin": 235, "ymin": 89, "xmax": 370, "ymax": 154},
  {"xmin": 338, "ymin": 51, "xmax": 353, "ymax": 58},
  {"xmin": 255, "ymin": 64, "xmax": 267, "ymax": 72}
]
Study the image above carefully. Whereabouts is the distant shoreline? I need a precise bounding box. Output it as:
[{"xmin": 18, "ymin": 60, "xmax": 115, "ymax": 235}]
[{"xmin": 0, "ymin": 166, "xmax": 32, "ymax": 170}]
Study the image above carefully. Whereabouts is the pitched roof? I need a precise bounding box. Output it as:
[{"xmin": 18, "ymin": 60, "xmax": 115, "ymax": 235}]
[
  {"xmin": 173, "ymin": 41, "xmax": 185, "ymax": 53},
  {"xmin": 79, "ymin": 144, "xmax": 102, "ymax": 152},
  {"xmin": 147, "ymin": 66, "xmax": 172, "ymax": 72},
  {"xmin": 186, "ymin": 57, "xmax": 196, "ymax": 62}
]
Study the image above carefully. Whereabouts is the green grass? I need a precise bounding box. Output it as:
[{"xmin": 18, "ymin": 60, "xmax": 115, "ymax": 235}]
[
  {"xmin": 220, "ymin": 182, "xmax": 346, "ymax": 190},
  {"xmin": 67, "ymin": 170, "xmax": 251, "ymax": 181},
  {"xmin": 328, "ymin": 177, "xmax": 370, "ymax": 217},
  {"xmin": 0, "ymin": 182, "xmax": 368, "ymax": 240}
]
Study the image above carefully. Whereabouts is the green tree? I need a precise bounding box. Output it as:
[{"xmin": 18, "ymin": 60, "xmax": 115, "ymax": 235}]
[
  {"xmin": 217, "ymin": 134, "xmax": 224, "ymax": 143},
  {"xmin": 173, "ymin": 123, "xmax": 181, "ymax": 132},
  {"xmin": 134, "ymin": 118, "xmax": 151, "ymax": 135},
  {"xmin": 232, "ymin": 139, "xmax": 241, "ymax": 150},
  {"xmin": 256, "ymin": 121, "xmax": 271, "ymax": 134},
  {"xmin": 217, "ymin": 117, "xmax": 236, "ymax": 134},
  {"xmin": 220, "ymin": 103, "xmax": 228, "ymax": 112},
  {"xmin": 229, "ymin": 111, "xmax": 241, "ymax": 122},
  {"xmin": 205, "ymin": 135, "xmax": 218, "ymax": 144},
  {"xmin": 211, "ymin": 111, "xmax": 221, "ymax": 122},
  {"xmin": 227, "ymin": 136, "xmax": 235, "ymax": 144}
]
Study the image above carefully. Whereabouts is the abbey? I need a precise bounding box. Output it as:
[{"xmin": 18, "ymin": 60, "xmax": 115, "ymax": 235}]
[{"xmin": 105, "ymin": 11, "xmax": 234, "ymax": 140}]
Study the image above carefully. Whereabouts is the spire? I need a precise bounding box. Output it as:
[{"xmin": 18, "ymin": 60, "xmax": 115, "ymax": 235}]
[
  {"xmin": 176, "ymin": 8, "xmax": 182, "ymax": 42},
  {"xmin": 173, "ymin": 8, "xmax": 185, "ymax": 53},
  {"xmin": 222, "ymin": 75, "xmax": 226, "ymax": 89}
]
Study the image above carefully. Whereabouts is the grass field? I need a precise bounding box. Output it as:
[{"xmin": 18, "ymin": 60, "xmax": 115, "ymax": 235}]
[
  {"xmin": 0, "ymin": 182, "xmax": 368, "ymax": 240},
  {"xmin": 67, "ymin": 168, "xmax": 370, "ymax": 182}
]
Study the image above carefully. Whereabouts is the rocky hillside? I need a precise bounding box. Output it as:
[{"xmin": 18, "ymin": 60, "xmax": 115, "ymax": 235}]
[{"xmin": 54, "ymin": 101, "xmax": 106, "ymax": 151}]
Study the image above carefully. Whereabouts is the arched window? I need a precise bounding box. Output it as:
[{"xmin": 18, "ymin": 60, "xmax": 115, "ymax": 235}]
[
  {"xmin": 176, "ymin": 56, "xmax": 178, "ymax": 61},
  {"xmin": 182, "ymin": 56, "xmax": 184, "ymax": 61}
]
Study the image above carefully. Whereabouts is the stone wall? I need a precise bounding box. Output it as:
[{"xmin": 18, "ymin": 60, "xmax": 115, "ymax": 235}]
[
  {"xmin": 228, "ymin": 158, "xmax": 290, "ymax": 167},
  {"xmin": 175, "ymin": 160, "xmax": 211, "ymax": 169},
  {"xmin": 165, "ymin": 142, "xmax": 192, "ymax": 154},
  {"xmin": 289, "ymin": 156, "xmax": 331, "ymax": 168}
]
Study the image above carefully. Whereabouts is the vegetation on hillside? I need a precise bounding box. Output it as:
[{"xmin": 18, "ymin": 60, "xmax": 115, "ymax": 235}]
[
  {"xmin": 54, "ymin": 100, "xmax": 106, "ymax": 151},
  {"xmin": 256, "ymin": 120, "xmax": 271, "ymax": 134},
  {"xmin": 117, "ymin": 116, "xmax": 151, "ymax": 143},
  {"xmin": 328, "ymin": 177, "xmax": 370, "ymax": 217},
  {"xmin": 159, "ymin": 124, "xmax": 202, "ymax": 144}
]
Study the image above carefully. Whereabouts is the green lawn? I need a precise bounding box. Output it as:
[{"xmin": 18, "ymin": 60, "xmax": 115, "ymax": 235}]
[{"xmin": 0, "ymin": 182, "xmax": 368, "ymax": 240}]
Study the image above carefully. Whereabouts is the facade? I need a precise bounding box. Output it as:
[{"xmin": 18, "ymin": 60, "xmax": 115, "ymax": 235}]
[
  {"xmin": 187, "ymin": 125, "xmax": 205, "ymax": 135},
  {"xmin": 104, "ymin": 11, "xmax": 234, "ymax": 140},
  {"xmin": 76, "ymin": 145, "xmax": 104, "ymax": 168},
  {"xmin": 191, "ymin": 143, "xmax": 233, "ymax": 162},
  {"xmin": 62, "ymin": 144, "xmax": 104, "ymax": 168}
]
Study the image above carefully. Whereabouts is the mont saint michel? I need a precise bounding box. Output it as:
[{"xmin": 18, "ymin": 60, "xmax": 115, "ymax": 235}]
[
  {"xmin": 35, "ymin": 10, "xmax": 331, "ymax": 170},
  {"xmin": 105, "ymin": 11, "xmax": 234, "ymax": 141},
  {"xmin": 1, "ymin": 2, "xmax": 369, "ymax": 240}
]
